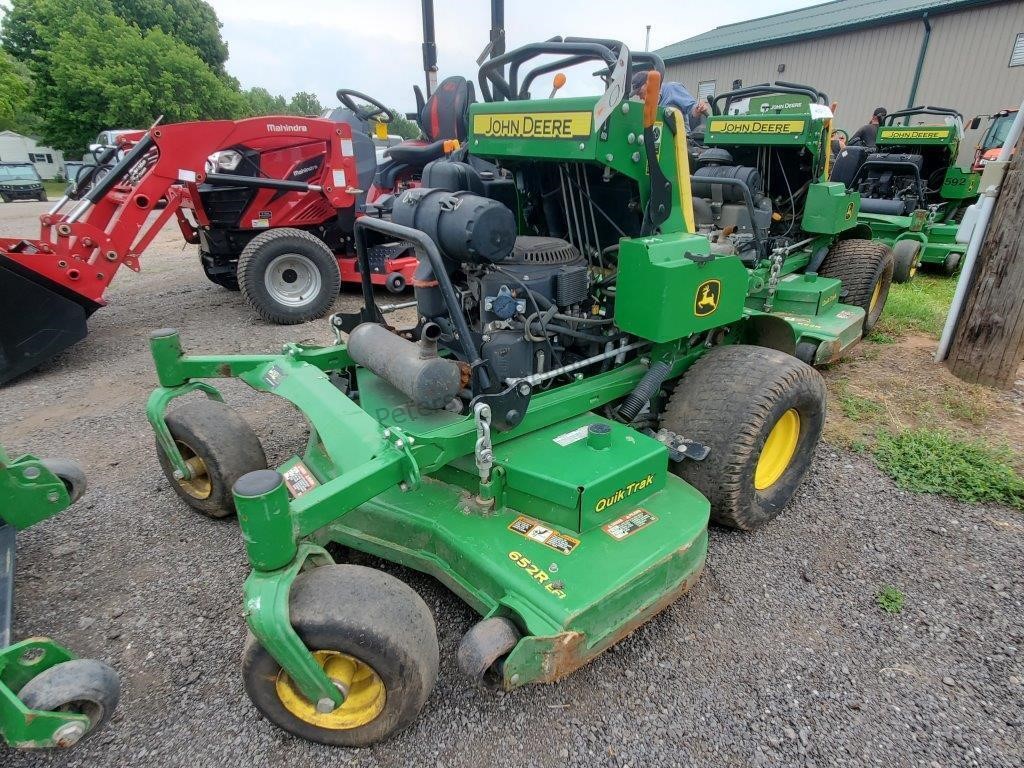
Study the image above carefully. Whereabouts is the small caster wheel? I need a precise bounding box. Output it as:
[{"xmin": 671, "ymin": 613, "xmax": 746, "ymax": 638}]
[
  {"xmin": 242, "ymin": 564, "xmax": 438, "ymax": 746},
  {"xmin": 456, "ymin": 616, "xmax": 521, "ymax": 686},
  {"xmin": 156, "ymin": 399, "xmax": 267, "ymax": 518},
  {"xmin": 891, "ymin": 240, "xmax": 922, "ymax": 284},
  {"xmin": 941, "ymin": 252, "xmax": 961, "ymax": 276},
  {"xmin": 40, "ymin": 458, "xmax": 87, "ymax": 503},
  {"xmin": 17, "ymin": 659, "xmax": 121, "ymax": 747},
  {"xmin": 384, "ymin": 272, "xmax": 406, "ymax": 294}
]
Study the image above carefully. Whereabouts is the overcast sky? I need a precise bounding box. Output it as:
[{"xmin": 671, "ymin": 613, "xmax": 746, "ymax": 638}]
[{"xmin": 210, "ymin": 0, "xmax": 819, "ymax": 110}]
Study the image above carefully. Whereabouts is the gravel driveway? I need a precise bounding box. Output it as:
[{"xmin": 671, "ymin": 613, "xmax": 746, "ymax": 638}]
[{"xmin": 1, "ymin": 200, "xmax": 1021, "ymax": 767}]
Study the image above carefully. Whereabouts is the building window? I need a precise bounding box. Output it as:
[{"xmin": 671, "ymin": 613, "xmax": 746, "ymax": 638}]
[
  {"xmin": 697, "ymin": 80, "xmax": 716, "ymax": 101},
  {"xmin": 45, "ymin": 153, "xmax": 53, "ymax": 163},
  {"xmin": 1011, "ymin": 32, "xmax": 1024, "ymax": 67}
]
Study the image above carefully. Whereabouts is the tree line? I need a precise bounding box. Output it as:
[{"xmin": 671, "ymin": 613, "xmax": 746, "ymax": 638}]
[{"xmin": 0, "ymin": 0, "xmax": 419, "ymax": 154}]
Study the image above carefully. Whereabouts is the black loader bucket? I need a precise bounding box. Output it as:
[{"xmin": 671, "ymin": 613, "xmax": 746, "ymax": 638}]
[{"xmin": 0, "ymin": 254, "xmax": 96, "ymax": 385}]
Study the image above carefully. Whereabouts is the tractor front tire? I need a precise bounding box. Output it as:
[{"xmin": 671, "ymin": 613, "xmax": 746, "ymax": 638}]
[
  {"xmin": 891, "ymin": 240, "xmax": 922, "ymax": 284},
  {"xmin": 37, "ymin": 191, "xmax": 48, "ymax": 202},
  {"xmin": 156, "ymin": 399, "xmax": 267, "ymax": 519},
  {"xmin": 237, "ymin": 228, "xmax": 341, "ymax": 324},
  {"xmin": 242, "ymin": 564, "xmax": 439, "ymax": 747},
  {"xmin": 0, "ymin": 193, "xmax": 10, "ymax": 203},
  {"xmin": 662, "ymin": 345, "xmax": 826, "ymax": 531},
  {"xmin": 818, "ymin": 239, "xmax": 893, "ymax": 334}
]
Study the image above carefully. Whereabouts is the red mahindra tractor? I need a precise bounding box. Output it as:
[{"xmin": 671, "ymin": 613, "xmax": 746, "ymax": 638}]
[
  {"xmin": 0, "ymin": 116, "xmax": 362, "ymax": 384},
  {"xmin": 186, "ymin": 82, "xmax": 474, "ymax": 301}
]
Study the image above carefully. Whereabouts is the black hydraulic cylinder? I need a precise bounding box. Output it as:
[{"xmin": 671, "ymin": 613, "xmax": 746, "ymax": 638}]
[{"xmin": 204, "ymin": 173, "xmax": 317, "ymax": 193}]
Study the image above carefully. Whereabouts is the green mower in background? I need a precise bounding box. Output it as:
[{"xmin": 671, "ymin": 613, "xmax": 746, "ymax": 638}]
[
  {"xmin": 0, "ymin": 444, "xmax": 119, "ymax": 750},
  {"xmin": 830, "ymin": 106, "xmax": 981, "ymax": 282},
  {"xmin": 694, "ymin": 81, "xmax": 895, "ymax": 359},
  {"xmin": 145, "ymin": 39, "xmax": 889, "ymax": 747}
]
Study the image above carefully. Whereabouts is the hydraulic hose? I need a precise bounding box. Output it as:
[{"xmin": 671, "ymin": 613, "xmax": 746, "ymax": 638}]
[{"xmin": 616, "ymin": 360, "xmax": 672, "ymax": 423}]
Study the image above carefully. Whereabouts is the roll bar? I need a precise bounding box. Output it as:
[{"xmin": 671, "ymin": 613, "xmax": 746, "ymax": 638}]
[
  {"xmin": 711, "ymin": 81, "xmax": 829, "ymax": 116},
  {"xmin": 884, "ymin": 106, "xmax": 964, "ymax": 124},
  {"xmin": 478, "ymin": 36, "xmax": 663, "ymax": 102}
]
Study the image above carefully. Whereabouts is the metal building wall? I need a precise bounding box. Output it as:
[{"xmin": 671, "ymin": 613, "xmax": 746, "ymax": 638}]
[{"xmin": 664, "ymin": 0, "xmax": 1024, "ymax": 163}]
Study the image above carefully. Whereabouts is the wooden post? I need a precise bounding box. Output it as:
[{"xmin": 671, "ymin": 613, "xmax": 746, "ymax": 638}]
[{"xmin": 946, "ymin": 135, "xmax": 1024, "ymax": 388}]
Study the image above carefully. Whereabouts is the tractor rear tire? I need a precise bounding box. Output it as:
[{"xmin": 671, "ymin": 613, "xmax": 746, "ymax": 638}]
[
  {"xmin": 237, "ymin": 228, "xmax": 341, "ymax": 324},
  {"xmin": 156, "ymin": 399, "xmax": 267, "ymax": 519},
  {"xmin": 242, "ymin": 564, "xmax": 439, "ymax": 747},
  {"xmin": 662, "ymin": 345, "xmax": 826, "ymax": 531},
  {"xmin": 891, "ymin": 240, "xmax": 922, "ymax": 284},
  {"xmin": 818, "ymin": 239, "xmax": 893, "ymax": 334}
]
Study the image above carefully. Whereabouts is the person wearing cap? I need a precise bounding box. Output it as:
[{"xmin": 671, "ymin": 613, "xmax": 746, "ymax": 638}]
[
  {"xmin": 630, "ymin": 72, "xmax": 710, "ymax": 133},
  {"xmin": 848, "ymin": 107, "xmax": 888, "ymax": 148}
]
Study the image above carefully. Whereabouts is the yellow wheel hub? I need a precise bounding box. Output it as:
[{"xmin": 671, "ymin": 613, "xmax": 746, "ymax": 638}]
[
  {"xmin": 869, "ymin": 280, "xmax": 882, "ymax": 313},
  {"xmin": 175, "ymin": 440, "xmax": 211, "ymax": 499},
  {"xmin": 755, "ymin": 409, "xmax": 801, "ymax": 490},
  {"xmin": 276, "ymin": 651, "xmax": 385, "ymax": 730}
]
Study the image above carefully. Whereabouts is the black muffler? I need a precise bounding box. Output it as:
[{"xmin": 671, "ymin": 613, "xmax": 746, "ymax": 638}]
[{"xmin": 0, "ymin": 255, "xmax": 96, "ymax": 385}]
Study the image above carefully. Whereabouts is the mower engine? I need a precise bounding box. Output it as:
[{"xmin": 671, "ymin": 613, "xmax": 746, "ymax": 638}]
[
  {"xmin": 854, "ymin": 151, "xmax": 925, "ymax": 215},
  {"xmin": 690, "ymin": 149, "xmax": 774, "ymax": 259}
]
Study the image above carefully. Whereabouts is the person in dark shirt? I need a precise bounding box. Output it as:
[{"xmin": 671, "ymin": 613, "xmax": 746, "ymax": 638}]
[{"xmin": 849, "ymin": 107, "xmax": 888, "ymax": 148}]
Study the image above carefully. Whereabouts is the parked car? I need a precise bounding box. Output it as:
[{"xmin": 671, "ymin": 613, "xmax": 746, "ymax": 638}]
[{"xmin": 0, "ymin": 162, "xmax": 47, "ymax": 202}]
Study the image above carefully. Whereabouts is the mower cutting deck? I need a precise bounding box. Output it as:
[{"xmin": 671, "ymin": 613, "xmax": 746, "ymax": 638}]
[{"xmin": 146, "ymin": 38, "xmax": 881, "ymax": 747}]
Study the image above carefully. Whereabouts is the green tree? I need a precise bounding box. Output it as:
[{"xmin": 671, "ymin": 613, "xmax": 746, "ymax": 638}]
[
  {"xmin": 0, "ymin": 50, "xmax": 34, "ymax": 132},
  {"xmin": 2, "ymin": 0, "xmax": 229, "ymax": 73},
  {"xmin": 387, "ymin": 111, "xmax": 421, "ymax": 139},
  {"xmin": 242, "ymin": 87, "xmax": 290, "ymax": 116},
  {"xmin": 110, "ymin": 0, "xmax": 229, "ymax": 72},
  {"xmin": 288, "ymin": 91, "xmax": 324, "ymax": 117},
  {"xmin": 37, "ymin": 11, "xmax": 243, "ymax": 151}
]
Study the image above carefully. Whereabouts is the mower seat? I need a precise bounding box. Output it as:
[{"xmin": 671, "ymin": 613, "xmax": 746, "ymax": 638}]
[
  {"xmin": 830, "ymin": 146, "xmax": 869, "ymax": 189},
  {"xmin": 375, "ymin": 76, "xmax": 475, "ymax": 189}
]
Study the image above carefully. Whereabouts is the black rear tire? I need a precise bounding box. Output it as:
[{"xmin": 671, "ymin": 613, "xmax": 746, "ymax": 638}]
[
  {"xmin": 156, "ymin": 399, "xmax": 267, "ymax": 518},
  {"xmin": 818, "ymin": 238, "xmax": 893, "ymax": 334},
  {"xmin": 662, "ymin": 345, "xmax": 826, "ymax": 531},
  {"xmin": 891, "ymin": 240, "xmax": 922, "ymax": 284},
  {"xmin": 237, "ymin": 228, "xmax": 341, "ymax": 324},
  {"xmin": 242, "ymin": 564, "xmax": 439, "ymax": 747}
]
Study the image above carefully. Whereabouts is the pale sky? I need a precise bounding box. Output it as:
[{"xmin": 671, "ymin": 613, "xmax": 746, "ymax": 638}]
[{"xmin": 210, "ymin": 0, "xmax": 820, "ymax": 110}]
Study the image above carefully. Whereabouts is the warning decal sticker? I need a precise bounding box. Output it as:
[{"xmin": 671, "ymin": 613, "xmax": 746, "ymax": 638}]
[
  {"xmin": 508, "ymin": 515, "xmax": 580, "ymax": 555},
  {"xmin": 603, "ymin": 508, "xmax": 657, "ymax": 540},
  {"xmin": 282, "ymin": 462, "xmax": 319, "ymax": 498}
]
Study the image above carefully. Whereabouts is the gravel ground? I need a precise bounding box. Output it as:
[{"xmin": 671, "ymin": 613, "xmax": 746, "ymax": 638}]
[{"xmin": 1, "ymin": 200, "xmax": 1022, "ymax": 767}]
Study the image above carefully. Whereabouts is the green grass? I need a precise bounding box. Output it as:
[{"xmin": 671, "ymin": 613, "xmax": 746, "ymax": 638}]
[
  {"xmin": 872, "ymin": 428, "xmax": 1024, "ymax": 510},
  {"xmin": 43, "ymin": 180, "xmax": 67, "ymax": 197},
  {"xmin": 876, "ymin": 586, "xmax": 906, "ymax": 614},
  {"xmin": 877, "ymin": 275, "xmax": 956, "ymax": 338},
  {"xmin": 834, "ymin": 381, "xmax": 885, "ymax": 421}
]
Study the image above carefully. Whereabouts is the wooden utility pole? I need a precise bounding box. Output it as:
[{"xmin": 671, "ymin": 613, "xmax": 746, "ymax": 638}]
[{"xmin": 947, "ymin": 135, "xmax": 1024, "ymax": 388}]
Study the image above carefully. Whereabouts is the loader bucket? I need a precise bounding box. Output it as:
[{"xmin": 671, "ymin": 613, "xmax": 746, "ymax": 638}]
[{"xmin": 0, "ymin": 255, "xmax": 95, "ymax": 385}]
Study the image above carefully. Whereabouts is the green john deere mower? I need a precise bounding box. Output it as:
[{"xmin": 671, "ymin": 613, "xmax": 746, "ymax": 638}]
[
  {"xmin": 830, "ymin": 106, "xmax": 981, "ymax": 282},
  {"xmin": 697, "ymin": 81, "xmax": 894, "ymax": 349},
  {"xmin": 145, "ymin": 40, "xmax": 888, "ymax": 747},
  {"xmin": 1, "ymin": 444, "xmax": 119, "ymax": 749}
]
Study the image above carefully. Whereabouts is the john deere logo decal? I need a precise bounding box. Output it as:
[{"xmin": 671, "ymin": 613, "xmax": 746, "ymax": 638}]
[
  {"xmin": 694, "ymin": 279, "xmax": 720, "ymax": 317},
  {"xmin": 845, "ymin": 202, "xmax": 856, "ymax": 220}
]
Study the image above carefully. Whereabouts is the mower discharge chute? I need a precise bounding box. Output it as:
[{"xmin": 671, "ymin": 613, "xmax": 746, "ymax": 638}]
[
  {"xmin": 145, "ymin": 40, "xmax": 878, "ymax": 747},
  {"xmin": 0, "ymin": 117, "xmax": 360, "ymax": 384},
  {"xmin": 830, "ymin": 106, "xmax": 981, "ymax": 281},
  {"xmin": 1, "ymin": 444, "xmax": 120, "ymax": 749}
]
